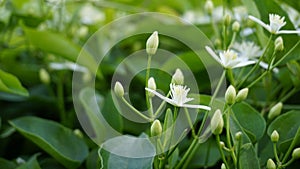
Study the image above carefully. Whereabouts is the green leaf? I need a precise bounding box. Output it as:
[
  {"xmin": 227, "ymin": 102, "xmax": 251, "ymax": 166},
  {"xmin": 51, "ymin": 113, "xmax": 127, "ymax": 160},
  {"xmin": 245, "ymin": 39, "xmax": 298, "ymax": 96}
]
[
  {"xmin": 239, "ymin": 143, "xmax": 261, "ymax": 169},
  {"xmin": 268, "ymin": 110, "xmax": 300, "ymax": 152},
  {"xmin": 86, "ymin": 149, "xmax": 101, "ymax": 169},
  {"xmin": 0, "ymin": 69, "xmax": 29, "ymax": 97},
  {"xmin": 99, "ymin": 134, "xmax": 155, "ymax": 169},
  {"xmin": 0, "ymin": 158, "xmax": 17, "ymax": 169},
  {"xmin": 9, "ymin": 116, "xmax": 89, "ymax": 169},
  {"xmin": 16, "ymin": 154, "xmax": 41, "ymax": 169},
  {"xmin": 232, "ymin": 102, "xmax": 266, "ymax": 143}
]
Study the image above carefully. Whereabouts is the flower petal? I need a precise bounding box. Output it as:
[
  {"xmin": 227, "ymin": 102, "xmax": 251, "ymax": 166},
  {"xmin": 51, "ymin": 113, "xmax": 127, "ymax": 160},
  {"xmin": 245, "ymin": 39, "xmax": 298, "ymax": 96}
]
[
  {"xmin": 277, "ymin": 30, "xmax": 300, "ymax": 35},
  {"xmin": 259, "ymin": 61, "xmax": 279, "ymax": 73},
  {"xmin": 205, "ymin": 46, "xmax": 223, "ymax": 66},
  {"xmin": 182, "ymin": 104, "xmax": 211, "ymax": 110},
  {"xmin": 145, "ymin": 88, "xmax": 176, "ymax": 106},
  {"xmin": 232, "ymin": 60, "xmax": 256, "ymax": 68},
  {"xmin": 248, "ymin": 15, "xmax": 271, "ymax": 32}
]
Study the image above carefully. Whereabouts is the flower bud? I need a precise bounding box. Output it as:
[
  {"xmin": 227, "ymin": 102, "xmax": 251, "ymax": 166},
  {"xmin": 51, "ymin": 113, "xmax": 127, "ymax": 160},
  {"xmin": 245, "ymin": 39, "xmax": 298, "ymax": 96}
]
[
  {"xmin": 211, "ymin": 109, "xmax": 224, "ymax": 135},
  {"xmin": 221, "ymin": 163, "xmax": 226, "ymax": 169},
  {"xmin": 274, "ymin": 36, "xmax": 284, "ymax": 52},
  {"xmin": 292, "ymin": 148, "xmax": 300, "ymax": 159},
  {"xmin": 114, "ymin": 81, "xmax": 124, "ymax": 97},
  {"xmin": 219, "ymin": 141, "xmax": 225, "ymax": 149},
  {"xmin": 232, "ymin": 21, "xmax": 240, "ymax": 32},
  {"xmin": 151, "ymin": 119, "xmax": 162, "ymax": 136},
  {"xmin": 39, "ymin": 68, "xmax": 50, "ymax": 84},
  {"xmin": 148, "ymin": 77, "xmax": 156, "ymax": 97},
  {"xmin": 204, "ymin": 0, "xmax": 214, "ymax": 15},
  {"xmin": 268, "ymin": 102, "xmax": 283, "ymax": 120},
  {"xmin": 266, "ymin": 159, "xmax": 276, "ymax": 169},
  {"xmin": 224, "ymin": 14, "xmax": 231, "ymax": 26},
  {"xmin": 235, "ymin": 88, "xmax": 248, "ymax": 102},
  {"xmin": 235, "ymin": 131, "xmax": 242, "ymax": 141},
  {"xmin": 225, "ymin": 85, "xmax": 236, "ymax": 105},
  {"xmin": 73, "ymin": 129, "xmax": 83, "ymax": 138},
  {"xmin": 171, "ymin": 68, "xmax": 184, "ymax": 85},
  {"xmin": 146, "ymin": 31, "xmax": 159, "ymax": 56},
  {"xmin": 271, "ymin": 130, "xmax": 279, "ymax": 143}
]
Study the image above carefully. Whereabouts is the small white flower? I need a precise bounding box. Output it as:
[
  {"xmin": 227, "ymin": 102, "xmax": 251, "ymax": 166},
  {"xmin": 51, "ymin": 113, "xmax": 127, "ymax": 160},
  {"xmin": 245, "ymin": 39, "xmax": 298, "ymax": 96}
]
[
  {"xmin": 249, "ymin": 14, "xmax": 300, "ymax": 34},
  {"xmin": 205, "ymin": 46, "xmax": 255, "ymax": 69},
  {"xmin": 145, "ymin": 84, "xmax": 211, "ymax": 110},
  {"xmin": 79, "ymin": 4, "xmax": 104, "ymax": 25},
  {"xmin": 49, "ymin": 62, "xmax": 88, "ymax": 73}
]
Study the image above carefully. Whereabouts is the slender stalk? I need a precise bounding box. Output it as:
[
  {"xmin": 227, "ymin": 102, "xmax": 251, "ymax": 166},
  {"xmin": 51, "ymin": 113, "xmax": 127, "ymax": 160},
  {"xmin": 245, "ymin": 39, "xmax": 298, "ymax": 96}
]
[
  {"xmin": 238, "ymin": 35, "xmax": 273, "ymax": 88},
  {"xmin": 281, "ymin": 129, "xmax": 300, "ymax": 163},
  {"xmin": 153, "ymin": 92, "xmax": 170, "ymax": 118},
  {"xmin": 279, "ymin": 88, "xmax": 298, "ymax": 103},
  {"xmin": 272, "ymin": 40, "xmax": 300, "ymax": 68},
  {"xmin": 121, "ymin": 97, "xmax": 151, "ymax": 121},
  {"xmin": 226, "ymin": 108, "xmax": 237, "ymax": 166},
  {"xmin": 246, "ymin": 71, "xmax": 268, "ymax": 88},
  {"xmin": 184, "ymin": 108, "xmax": 196, "ymax": 137},
  {"xmin": 217, "ymin": 134, "xmax": 230, "ymax": 169},
  {"xmin": 228, "ymin": 32, "xmax": 237, "ymax": 49},
  {"xmin": 273, "ymin": 143, "xmax": 280, "ymax": 163},
  {"xmin": 145, "ymin": 54, "xmax": 152, "ymax": 116},
  {"xmin": 57, "ymin": 72, "xmax": 66, "ymax": 124}
]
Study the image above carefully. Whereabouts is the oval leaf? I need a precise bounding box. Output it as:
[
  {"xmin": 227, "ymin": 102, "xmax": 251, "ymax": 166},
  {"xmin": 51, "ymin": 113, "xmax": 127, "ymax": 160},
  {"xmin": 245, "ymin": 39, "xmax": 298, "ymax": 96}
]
[
  {"xmin": 0, "ymin": 69, "xmax": 28, "ymax": 97},
  {"xmin": 9, "ymin": 116, "xmax": 88, "ymax": 169}
]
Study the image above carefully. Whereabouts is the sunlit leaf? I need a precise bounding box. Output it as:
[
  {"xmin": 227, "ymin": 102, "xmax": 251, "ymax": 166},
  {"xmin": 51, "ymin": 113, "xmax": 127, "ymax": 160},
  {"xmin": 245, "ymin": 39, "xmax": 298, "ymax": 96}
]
[{"xmin": 0, "ymin": 69, "xmax": 29, "ymax": 97}]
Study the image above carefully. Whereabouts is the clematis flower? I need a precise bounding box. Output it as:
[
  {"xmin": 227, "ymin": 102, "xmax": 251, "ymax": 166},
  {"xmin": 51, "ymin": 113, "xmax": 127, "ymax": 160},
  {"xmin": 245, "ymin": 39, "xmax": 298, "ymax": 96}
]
[
  {"xmin": 205, "ymin": 46, "xmax": 256, "ymax": 69},
  {"xmin": 145, "ymin": 83, "xmax": 211, "ymax": 110},
  {"xmin": 248, "ymin": 14, "xmax": 300, "ymax": 34}
]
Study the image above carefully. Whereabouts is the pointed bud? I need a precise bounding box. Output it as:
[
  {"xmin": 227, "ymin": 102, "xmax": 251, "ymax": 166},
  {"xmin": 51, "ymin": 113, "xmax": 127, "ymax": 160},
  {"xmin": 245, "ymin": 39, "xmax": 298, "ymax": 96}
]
[
  {"xmin": 266, "ymin": 159, "xmax": 276, "ymax": 169},
  {"xmin": 271, "ymin": 130, "xmax": 279, "ymax": 143},
  {"xmin": 224, "ymin": 14, "xmax": 231, "ymax": 26},
  {"xmin": 146, "ymin": 31, "xmax": 159, "ymax": 56},
  {"xmin": 114, "ymin": 81, "xmax": 124, "ymax": 97},
  {"xmin": 211, "ymin": 109, "xmax": 224, "ymax": 135},
  {"xmin": 268, "ymin": 102, "xmax": 283, "ymax": 120},
  {"xmin": 221, "ymin": 163, "xmax": 226, "ymax": 169},
  {"xmin": 225, "ymin": 85, "xmax": 236, "ymax": 105},
  {"xmin": 39, "ymin": 68, "xmax": 50, "ymax": 84},
  {"xmin": 171, "ymin": 68, "xmax": 184, "ymax": 85},
  {"xmin": 235, "ymin": 131, "xmax": 242, "ymax": 141},
  {"xmin": 204, "ymin": 0, "xmax": 214, "ymax": 14},
  {"xmin": 73, "ymin": 129, "xmax": 83, "ymax": 138},
  {"xmin": 148, "ymin": 77, "xmax": 156, "ymax": 97},
  {"xmin": 219, "ymin": 141, "xmax": 225, "ymax": 149},
  {"xmin": 235, "ymin": 88, "xmax": 248, "ymax": 102},
  {"xmin": 151, "ymin": 119, "xmax": 162, "ymax": 136},
  {"xmin": 292, "ymin": 148, "xmax": 300, "ymax": 159},
  {"xmin": 275, "ymin": 36, "xmax": 284, "ymax": 52},
  {"xmin": 232, "ymin": 21, "xmax": 240, "ymax": 32}
]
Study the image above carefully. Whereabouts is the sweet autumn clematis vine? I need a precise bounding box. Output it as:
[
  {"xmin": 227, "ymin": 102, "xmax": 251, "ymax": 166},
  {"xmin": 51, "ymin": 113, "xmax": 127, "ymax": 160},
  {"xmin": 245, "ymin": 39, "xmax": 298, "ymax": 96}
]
[
  {"xmin": 249, "ymin": 14, "xmax": 300, "ymax": 35},
  {"xmin": 145, "ymin": 83, "xmax": 211, "ymax": 110},
  {"xmin": 205, "ymin": 46, "xmax": 256, "ymax": 69}
]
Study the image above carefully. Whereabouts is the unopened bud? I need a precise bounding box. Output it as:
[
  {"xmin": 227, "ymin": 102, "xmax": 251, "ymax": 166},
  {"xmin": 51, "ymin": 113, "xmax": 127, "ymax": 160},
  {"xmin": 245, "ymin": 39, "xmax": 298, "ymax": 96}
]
[
  {"xmin": 39, "ymin": 68, "xmax": 50, "ymax": 84},
  {"xmin": 146, "ymin": 31, "xmax": 159, "ymax": 56},
  {"xmin": 171, "ymin": 68, "xmax": 184, "ymax": 85},
  {"xmin": 114, "ymin": 81, "xmax": 124, "ymax": 97},
  {"xmin": 211, "ymin": 109, "xmax": 224, "ymax": 135},
  {"xmin": 73, "ymin": 129, "xmax": 83, "ymax": 138},
  {"xmin": 268, "ymin": 102, "xmax": 283, "ymax": 120},
  {"xmin": 235, "ymin": 88, "xmax": 248, "ymax": 102},
  {"xmin": 224, "ymin": 14, "xmax": 231, "ymax": 26},
  {"xmin": 235, "ymin": 131, "xmax": 242, "ymax": 140},
  {"xmin": 266, "ymin": 159, "xmax": 276, "ymax": 169},
  {"xmin": 232, "ymin": 21, "xmax": 240, "ymax": 32},
  {"xmin": 221, "ymin": 163, "xmax": 226, "ymax": 169},
  {"xmin": 292, "ymin": 148, "xmax": 300, "ymax": 159},
  {"xmin": 271, "ymin": 130, "xmax": 279, "ymax": 142},
  {"xmin": 275, "ymin": 36, "xmax": 284, "ymax": 52},
  {"xmin": 220, "ymin": 141, "xmax": 225, "ymax": 149},
  {"xmin": 148, "ymin": 77, "xmax": 156, "ymax": 97},
  {"xmin": 151, "ymin": 119, "xmax": 162, "ymax": 136},
  {"xmin": 225, "ymin": 85, "xmax": 236, "ymax": 105},
  {"xmin": 214, "ymin": 38, "xmax": 222, "ymax": 48},
  {"xmin": 204, "ymin": 0, "xmax": 214, "ymax": 14}
]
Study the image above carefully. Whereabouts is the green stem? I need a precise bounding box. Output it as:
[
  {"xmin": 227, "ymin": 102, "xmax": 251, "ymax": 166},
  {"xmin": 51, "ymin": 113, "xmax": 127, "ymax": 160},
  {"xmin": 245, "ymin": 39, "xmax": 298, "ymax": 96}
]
[
  {"xmin": 272, "ymin": 40, "xmax": 300, "ymax": 68},
  {"xmin": 281, "ymin": 158, "xmax": 295, "ymax": 168},
  {"xmin": 238, "ymin": 35, "xmax": 273, "ymax": 88},
  {"xmin": 273, "ymin": 143, "xmax": 280, "ymax": 163},
  {"xmin": 121, "ymin": 97, "xmax": 151, "ymax": 121},
  {"xmin": 246, "ymin": 71, "xmax": 268, "ymax": 88},
  {"xmin": 153, "ymin": 92, "xmax": 170, "ymax": 118},
  {"xmin": 279, "ymin": 88, "xmax": 298, "ymax": 103},
  {"xmin": 223, "ymin": 25, "xmax": 228, "ymax": 50},
  {"xmin": 184, "ymin": 108, "xmax": 196, "ymax": 137},
  {"xmin": 226, "ymin": 68, "xmax": 235, "ymax": 86},
  {"xmin": 281, "ymin": 128, "xmax": 300, "ymax": 163},
  {"xmin": 236, "ymin": 136, "xmax": 242, "ymax": 169},
  {"xmin": 57, "ymin": 72, "xmax": 66, "ymax": 124},
  {"xmin": 217, "ymin": 134, "xmax": 230, "ymax": 169},
  {"xmin": 226, "ymin": 108, "xmax": 237, "ymax": 166},
  {"xmin": 145, "ymin": 54, "xmax": 152, "ymax": 116},
  {"xmin": 175, "ymin": 71, "xmax": 226, "ymax": 169},
  {"xmin": 228, "ymin": 32, "xmax": 237, "ymax": 49}
]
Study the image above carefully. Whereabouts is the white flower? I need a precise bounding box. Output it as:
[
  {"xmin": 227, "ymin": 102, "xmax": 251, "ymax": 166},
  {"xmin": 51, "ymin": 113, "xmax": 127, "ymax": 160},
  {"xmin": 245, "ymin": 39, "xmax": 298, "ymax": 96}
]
[
  {"xmin": 79, "ymin": 4, "xmax": 104, "ymax": 25},
  {"xmin": 49, "ymin": 62, "xmax": 88, "ymax": 73},
  {"xmin": 249, "ymin": 14, "xmax": 300, "ymax": 34},
  {"xmin": 205, "ymin": 46, "xmax": 255, "ymax": 69},
  {"xmin": 145, "ymin": 84, "xmax": 211, "ymax": 110}
]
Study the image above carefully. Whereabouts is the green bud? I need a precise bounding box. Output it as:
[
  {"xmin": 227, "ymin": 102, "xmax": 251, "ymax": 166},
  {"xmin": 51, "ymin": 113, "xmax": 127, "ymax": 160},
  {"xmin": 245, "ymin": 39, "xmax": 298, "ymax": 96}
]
[
  {"xmin": 236, "ymin": 88, "xmax": 248, "ymax": 102},
  {"xmin": 221, "ymin": 163, "xmax": 226, "ymax": 169},
  {"xmin": 235, "ymin": 131, "xmax": 242, "ymax": 140},
  {"xmin": 148, "ymin": 77, "xmax": 156, "ymax": 97},
  {"xmin": 214, "ymin": 38, "xmax": 222, "ymax": 48},
  {"xmin": 204, "ymin": 0, "xmax": 214, "ymax": 14},
  {"xmin": 225, "ymin": 85, "xmax": 236, "ymax": 105},
  {"xmin": 271, "ymin": 130, "xmax": 279, "ymax": 143},
  {"xmin": 275, "ymin": 36, "xmax": 284, "ymax": 52},
  {"xmin": 224, "ymin": 14, "xmax": 231, "ymax": 26},
  {"xmin": 211, "ymin": 109, "xmax": 224, "ymax": 135},
  {"xmin": 39, "ymin": 68, "xmax": 50, "ymax": 84},
  {"xmin": 171, "ymin": 68, "xmax": 184, "ymax": 85},
  {"xmin": 268, "ymin": 102, "xmax": 283, "ymax": 120},
  {"xmin": 232, "ymin": 21, "xmax": 240, "ymax": 32},
  {"xmin": 114, "ymin": 81, "xmax": 124, "ymax": 97},
  {"xmin": 266, "ymin": 159, "xmax": 276, "ymax": 169},
  {"xmin": 292, "ymin": 148, "xmax": 300, "ymax": 159},
  {"xmin": 151, "ymin": 119, "xmax": 162, "ymax": 136},
  {"xmin": 73, "ymin": 129, "xmax": 83, "ymax": 138},
  {"xmin": 146, "ymin": 31, "xmax": 159, "ymax": 56},
  {"xmin": 219, "ymin": 141, "xmax": 225, "ymax": 149}
]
